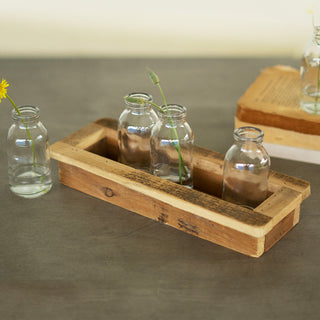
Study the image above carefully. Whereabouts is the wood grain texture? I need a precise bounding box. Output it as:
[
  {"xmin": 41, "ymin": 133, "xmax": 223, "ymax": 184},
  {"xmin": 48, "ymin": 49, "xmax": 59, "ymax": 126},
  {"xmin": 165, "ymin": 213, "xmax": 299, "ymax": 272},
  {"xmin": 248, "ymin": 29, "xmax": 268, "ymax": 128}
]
[
  {"xmin": 50, "ymin": 118, "xmax": 311, "ymax": 257},
  {"xmin": 236, "ymin": 65, "xmax": 320, "ymax": 127},
  {"xmin": 264, "ymin": 210, "xmax": 296, "ymax": 252},
  {"xmin": 255, "ymin": 186, "xmax": 302, "ymax": 228},
  {"xmin": 268, "ymin": 171, "xmax": 311, "ymax": 200},
  {"xmin": 58, "ymin": 162, "xmax": 265, "ymax": 257},
  {"xmin": 236, "ymin": 105, "xmax": 320, "ymax": 136},
  {"xmin": 236, "ymin": 65, "xmax": 320, "ymax": 153}
]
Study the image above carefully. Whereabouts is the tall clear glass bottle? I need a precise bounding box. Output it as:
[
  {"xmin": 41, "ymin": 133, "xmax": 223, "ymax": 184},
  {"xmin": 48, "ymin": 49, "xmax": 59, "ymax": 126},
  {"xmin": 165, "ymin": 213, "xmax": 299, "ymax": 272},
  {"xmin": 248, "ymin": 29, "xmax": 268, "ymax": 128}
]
[
  {"xmin": 118, "ymin": 92, "xmax": 158, "ymax": 172},
  {"xmin": 150, "ymin": 104, "xmax": 194, "ymax": 187},
  {"xmin": 300, "ymin": 10, "xmax": 320, "ymax": 115},
  {"xmin": 222, "ymin": 127, "xmax": 270, "ymax": 209},
  {"xmin": 7, "ymin": 105, "xmax": 52, "ymax": 198}
]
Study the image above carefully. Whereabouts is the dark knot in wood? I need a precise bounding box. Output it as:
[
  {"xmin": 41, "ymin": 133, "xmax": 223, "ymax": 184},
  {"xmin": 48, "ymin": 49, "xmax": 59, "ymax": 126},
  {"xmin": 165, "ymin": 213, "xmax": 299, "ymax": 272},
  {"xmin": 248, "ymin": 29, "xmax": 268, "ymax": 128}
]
[{"xmin": 104, "ymin": 187, "xmax": 114, "ymax": 197}]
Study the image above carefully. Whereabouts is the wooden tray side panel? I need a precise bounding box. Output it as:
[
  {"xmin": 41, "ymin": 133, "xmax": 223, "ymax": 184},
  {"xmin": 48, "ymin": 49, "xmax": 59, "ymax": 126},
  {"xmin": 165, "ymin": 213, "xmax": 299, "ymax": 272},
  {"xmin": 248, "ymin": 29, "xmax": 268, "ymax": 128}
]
[
  {"xmin": 193, "ymin": 146, "xmax": 224, "ymax": 197},
  {"xmin": 264, "ymin": 210, "xmax": 296, "ymax": 252},
  {"xmin": 58, "ymin": 162, "xmax": 264, "ymax": 257},
  {"xmin": 255, "ymin": 186, "xmax": 302, "ymax": 226}
]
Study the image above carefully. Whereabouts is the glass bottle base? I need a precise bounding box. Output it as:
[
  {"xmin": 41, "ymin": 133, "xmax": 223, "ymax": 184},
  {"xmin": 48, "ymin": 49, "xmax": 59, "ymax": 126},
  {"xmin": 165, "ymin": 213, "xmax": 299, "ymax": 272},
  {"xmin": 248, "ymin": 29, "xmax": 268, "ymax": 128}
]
[
  {"xmin": 300, "ymin": 100, "xmax": 320, "ymax": 115},
  {"xmin": 10, "ymin": 183, "xmax": 52, "ymax": 199},
  {"xmin": 153, "ymin": 165, "xmax": 193, "ymax": 188},
  {"xmin": 222, "ymin": 173, "xmax": 269, "ymax": 209},
  {"xmin": 9, "ymin": 164, "xmax": 52, "ymax": 199},
  {"xmin": 300, "ymin": 96, "xmax": 320, "ymax": 115}
]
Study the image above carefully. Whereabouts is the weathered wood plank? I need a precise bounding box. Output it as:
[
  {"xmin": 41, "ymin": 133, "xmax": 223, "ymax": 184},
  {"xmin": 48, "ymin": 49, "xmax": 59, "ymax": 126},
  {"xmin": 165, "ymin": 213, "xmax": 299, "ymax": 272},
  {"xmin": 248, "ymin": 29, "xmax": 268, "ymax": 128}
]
[
  {"xmin": 255, "ymin": 186, "xmax": 302, "ymax": 228},
  {"xmin": 264, "ymin": 210, "xmax": 295, "ymax": 252},
  {"xmin": 236, "ymin": 104, "xmax": 320, "ymax": 136},
  {"xmin": 236, "ymin": 65, "xmax": 320, "ymax": 129},
  {"xmin": 51, "ymin": 142, "xmax": 271, "ymax": 237},
  {"xmin": 268, "ymin": 171, "xmax": 311, "ymax": 200},
  {"xmin": 58, "ymin": 161, "xmax": 265, "ymax": 257}
]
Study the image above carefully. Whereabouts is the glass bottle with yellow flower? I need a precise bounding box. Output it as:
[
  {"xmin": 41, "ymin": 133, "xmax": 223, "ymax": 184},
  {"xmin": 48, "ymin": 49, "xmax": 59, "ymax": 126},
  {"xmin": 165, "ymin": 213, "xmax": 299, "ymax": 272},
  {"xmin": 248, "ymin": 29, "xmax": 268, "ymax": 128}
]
[{"xmin": 0, "ymin": 79, "xmax": 52, "ymax": 198}]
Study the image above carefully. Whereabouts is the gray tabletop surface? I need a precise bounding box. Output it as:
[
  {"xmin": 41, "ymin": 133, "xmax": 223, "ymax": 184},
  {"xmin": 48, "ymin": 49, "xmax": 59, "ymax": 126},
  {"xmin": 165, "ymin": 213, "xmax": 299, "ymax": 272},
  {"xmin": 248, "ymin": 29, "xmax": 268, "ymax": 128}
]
[{"xmin": 0, "ymin": 58, "xmax": 319, "ymax": 320}]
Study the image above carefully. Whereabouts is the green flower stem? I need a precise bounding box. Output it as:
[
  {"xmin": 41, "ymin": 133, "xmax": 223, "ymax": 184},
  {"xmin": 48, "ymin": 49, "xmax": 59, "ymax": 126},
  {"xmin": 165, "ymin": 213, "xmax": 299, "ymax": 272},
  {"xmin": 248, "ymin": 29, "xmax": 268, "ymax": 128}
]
[
  {"xmin": 6, "ymin": 94, "xmax": 36, "ymax": 166},
  {"xmin": 147, "ymin": 66, "xmax": 188, "ymax": 184},
  {"xmin": 158, "ymin": 84, "xmax": 168, "ymax": 111},
  {"xmin": 148, "ymin": 101, "xmax": 166, "ymax": 114},
  {"xmin": 155, "ymin": 82, "xmax": 188, "ymax": 184},
  {"xmin": 125, "ymin": 95, "xmax": 188, "ymax": 184},
  {"xmin": 127, "ymin": 68, "xmax": 189, "ymax": 185}
]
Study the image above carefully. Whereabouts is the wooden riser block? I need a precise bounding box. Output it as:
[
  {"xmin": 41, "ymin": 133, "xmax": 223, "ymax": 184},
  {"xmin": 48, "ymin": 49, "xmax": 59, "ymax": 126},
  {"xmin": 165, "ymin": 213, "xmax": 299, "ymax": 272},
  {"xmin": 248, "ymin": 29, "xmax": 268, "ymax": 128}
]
[
  {"xmin": 236, "ymin": 65, "xmax": 320, "ymax": 152},
  {"xmin": 50, "ymin": 118, "xmax": 310, "ymax": 257}
]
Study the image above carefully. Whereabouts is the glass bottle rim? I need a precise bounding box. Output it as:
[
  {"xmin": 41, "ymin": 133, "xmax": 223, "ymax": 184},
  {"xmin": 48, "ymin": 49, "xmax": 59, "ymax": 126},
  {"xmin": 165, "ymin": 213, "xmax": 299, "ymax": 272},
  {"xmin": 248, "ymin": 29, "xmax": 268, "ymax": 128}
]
[
  {"xmin": 11, "ymin": 105, "xmax": 40, "ymax": 122},
  {"xmin": 233, "ymin": 126, "xmax": 264, "ymax": 143},
  {"xmin": 158, "ymin": 104, "xmax": 187, "ymax": 120},
  {"xmin": 124, "ymin": 92, "xmax": 153, "ymax": 108}
]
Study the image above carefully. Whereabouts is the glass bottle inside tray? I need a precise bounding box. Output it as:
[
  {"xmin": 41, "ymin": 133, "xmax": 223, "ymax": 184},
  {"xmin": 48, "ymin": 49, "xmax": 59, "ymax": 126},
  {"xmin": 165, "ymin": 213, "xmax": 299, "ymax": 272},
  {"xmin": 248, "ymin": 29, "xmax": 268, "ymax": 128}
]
[
  {"xmin": 118, "ymin": 92, "xmax": 158, "ymax": 172},
  {"xmin": 150, "ymin": 104, "xmax": 194, "ymax": 187},
  {"xmin": 222, "ymin": 126, "xmax": 270, "ymax": 209}
]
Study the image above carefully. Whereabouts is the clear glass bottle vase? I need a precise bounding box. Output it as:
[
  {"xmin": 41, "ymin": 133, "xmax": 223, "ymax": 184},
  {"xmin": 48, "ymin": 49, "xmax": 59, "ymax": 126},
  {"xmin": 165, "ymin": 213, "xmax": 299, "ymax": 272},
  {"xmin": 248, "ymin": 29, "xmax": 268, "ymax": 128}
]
[
  {"xmin": 300, "ymin": 25, "xmax": 320, "ymax": 115},
  {"xmin": 7, "ymin": 105, "xmax": 53, "ymax": 198},
  {"xmin": 118, "ymin": 92, "xmax": 158, "ymax": 172},
  {"xmin": 222, "ymin": 126, "xmax": 270, "ymax": 209},
  {"xmin": 150, "ymin": 104, "xmax": 194, "ymax": 187}
]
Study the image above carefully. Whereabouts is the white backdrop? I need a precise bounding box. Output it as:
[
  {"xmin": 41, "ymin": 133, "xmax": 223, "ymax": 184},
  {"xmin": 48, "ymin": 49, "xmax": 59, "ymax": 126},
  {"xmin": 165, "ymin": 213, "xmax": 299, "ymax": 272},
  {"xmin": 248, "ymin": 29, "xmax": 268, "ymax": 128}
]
[{"xmin": 0, "ymin": 0, "xmax": 316, "ymax": 57}]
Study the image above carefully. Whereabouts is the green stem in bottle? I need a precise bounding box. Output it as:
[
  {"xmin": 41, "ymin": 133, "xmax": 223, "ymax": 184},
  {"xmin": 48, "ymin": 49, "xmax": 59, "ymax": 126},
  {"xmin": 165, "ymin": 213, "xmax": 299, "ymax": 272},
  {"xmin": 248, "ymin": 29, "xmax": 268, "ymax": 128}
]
[
  {"xmin": 155, "ymin": 80, "xmax": 188, "ymax": 184},
  {"xmin": 6, "ymin": 94, "xmax": 36, "ymax": 166},
  {"xmin": 126, "ymin": 69, "xmax": 189, "ymax": 185}
]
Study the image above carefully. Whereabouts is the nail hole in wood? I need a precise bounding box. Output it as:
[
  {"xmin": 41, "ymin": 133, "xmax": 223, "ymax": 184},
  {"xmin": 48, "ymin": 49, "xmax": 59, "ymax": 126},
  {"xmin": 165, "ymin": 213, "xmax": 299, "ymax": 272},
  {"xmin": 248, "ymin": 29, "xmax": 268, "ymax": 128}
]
[{"xmin": 105, "ymin": 187, "xmax": 114, "ymax": 197}]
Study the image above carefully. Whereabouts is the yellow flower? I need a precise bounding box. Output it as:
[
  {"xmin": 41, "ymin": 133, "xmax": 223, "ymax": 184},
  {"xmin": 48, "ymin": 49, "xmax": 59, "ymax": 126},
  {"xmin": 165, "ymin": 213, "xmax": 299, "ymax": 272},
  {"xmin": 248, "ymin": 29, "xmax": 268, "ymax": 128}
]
[{"xmin": 0, "ymin": 78, "xmax": 9, "ymax": 103}]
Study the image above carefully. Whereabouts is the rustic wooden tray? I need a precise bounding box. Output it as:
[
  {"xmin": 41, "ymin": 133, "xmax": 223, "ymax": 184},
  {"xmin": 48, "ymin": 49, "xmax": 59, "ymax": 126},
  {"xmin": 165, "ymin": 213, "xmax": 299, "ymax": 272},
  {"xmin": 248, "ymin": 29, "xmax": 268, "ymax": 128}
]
[{"xmin": 50, "ymin": 118, "xmax": 310, "ymax": 257}]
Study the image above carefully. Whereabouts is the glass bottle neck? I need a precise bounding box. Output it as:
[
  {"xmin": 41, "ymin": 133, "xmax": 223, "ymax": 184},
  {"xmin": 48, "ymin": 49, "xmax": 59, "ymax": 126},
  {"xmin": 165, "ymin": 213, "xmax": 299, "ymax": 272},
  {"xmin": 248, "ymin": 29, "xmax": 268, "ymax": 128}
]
[
  {"xmin": 233, "ymin": 126, "xmax": 264, "ymax": 144},
  {"xmin": 12, "ymin": 105, "xmax": 40, "ymax": 124},
  {"xmin": 124, "ymin": 92, "xmax": 153, "ymax": 112},
  {"xmin": 158, "ymin": 104, "xmax": 187, "ymax": 124}
]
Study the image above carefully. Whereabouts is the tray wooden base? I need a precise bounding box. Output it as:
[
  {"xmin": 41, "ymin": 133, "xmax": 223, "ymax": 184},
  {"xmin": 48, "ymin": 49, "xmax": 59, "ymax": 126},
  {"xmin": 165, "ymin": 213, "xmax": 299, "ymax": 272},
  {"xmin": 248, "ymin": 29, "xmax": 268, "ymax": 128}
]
[{"xmin": 50, "ymin": 118, "xmax": 310, "ymax": 257}]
